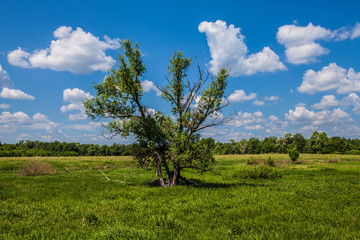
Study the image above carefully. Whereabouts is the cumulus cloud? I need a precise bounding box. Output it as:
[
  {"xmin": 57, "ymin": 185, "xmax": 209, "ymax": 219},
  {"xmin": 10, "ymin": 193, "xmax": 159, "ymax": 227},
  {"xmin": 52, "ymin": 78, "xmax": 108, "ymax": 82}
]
[
  {"xmin": 63, "ymin": 88, "xmax": 92, "ymax": 102},
  {"xmin": 277, "ymin": 23, "xmax": 332, "ymax": 64},
  {"xmin": 311, "ymin": 95, "xmax": 339, "ymax": 109},
  {"xmin": 61, "ymin": 88, "xmax": 92, "ymax": 121},
  {"xmin": 277, "ymin": 22, "xmax": 360, "ymax": 64},
  {"xmin": 0, "ymin": 65, "xmax": 13, "ymax": 88},
  {"xmin": 141, "ymin": 80, "xmax": 161, "ymax": 96},
  {"xmin": 0, "ymin": 111, "xmax": 57, "ymax": 134},
  {"xmin": 285, "ymin": 106, "xmax": 353, "ymax": 128},
  {"xmin": 341, "ymin": 93, "xmax": 360, "ymax": 114},
  {"xmin": 0, "ymin": 111, "xmax": 32, "ymax": 124},
  {"xmin": 8, "ymin": 26, "xmax": 120, "ymax": 74},
  {"xmin": 0, "ymin": 88, "xmax": 34, "ymax": 100},
  {"xmin": 228, "ymin": 89, "xmax": 256, "ymax": 102},
  {"xmin": 199, "ymin": 20, "xmax": 286, "ymax": 76},
  {"xmin": 31, "ymin": 113, "xmax": 57, "ymax": 131},
  {"xmin": 265, "ymin": 115, "xmax": 289, "ymax": 136},
  {"xmin": 298, "ymin": 63, "xmax": 360, "ymax": 94},
  {"xmin": 229, "ymin": 111, "xmax": 265, "ymax": 128}
]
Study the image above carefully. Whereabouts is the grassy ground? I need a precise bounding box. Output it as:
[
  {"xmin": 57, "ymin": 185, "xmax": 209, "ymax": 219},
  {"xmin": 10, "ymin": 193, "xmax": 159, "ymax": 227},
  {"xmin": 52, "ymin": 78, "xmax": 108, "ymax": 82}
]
[{"xmin": 0, "ymin": 154, "xmax": 359, "ymax": 239}]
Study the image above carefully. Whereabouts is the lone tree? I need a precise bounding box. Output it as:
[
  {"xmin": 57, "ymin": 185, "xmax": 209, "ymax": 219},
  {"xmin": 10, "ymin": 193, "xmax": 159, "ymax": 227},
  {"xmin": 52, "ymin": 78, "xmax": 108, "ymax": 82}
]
[{"xmin": 84, "ymin": 40, "xmax": 231, "ymax": 187}]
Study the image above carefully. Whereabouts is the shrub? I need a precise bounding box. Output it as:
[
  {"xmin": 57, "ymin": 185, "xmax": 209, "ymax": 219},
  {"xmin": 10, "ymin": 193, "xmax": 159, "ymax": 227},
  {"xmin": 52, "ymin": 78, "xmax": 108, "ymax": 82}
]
[
  {"xmin": 288, "ymin": 147, "xmax": 299, "ymax": 162},
  {"xmin": 265, "ymin": 157, "xmax": 275, "ymax": 167},
  {"xmin": 232, "ymin": 166, "xmax": 282, "ymax": 180},
  {"xmin": 18, "ymin": 160, "xmax": 56, "ymax": 176}
]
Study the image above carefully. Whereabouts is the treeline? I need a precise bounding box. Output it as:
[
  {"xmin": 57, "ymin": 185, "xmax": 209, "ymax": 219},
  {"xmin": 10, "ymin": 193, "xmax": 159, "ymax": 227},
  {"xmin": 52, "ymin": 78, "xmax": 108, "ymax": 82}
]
[
  {"xmin": 1, "ymin": 131, "xmax": 360, "ymax": 157},
  {"xmin": 0, "ymin": 140, "xmax": 132, "ymax": 157},
  {"xmin": 214, "ymin": 131, "xmax": 360, "ymax": 155}
]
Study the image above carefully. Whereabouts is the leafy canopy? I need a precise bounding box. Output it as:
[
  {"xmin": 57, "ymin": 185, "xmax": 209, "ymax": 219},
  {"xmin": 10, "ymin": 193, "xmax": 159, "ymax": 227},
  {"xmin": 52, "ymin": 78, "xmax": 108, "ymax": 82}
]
[{"xmin": 84, "ymin": 40, "xmax": 230, "ymax": 187}]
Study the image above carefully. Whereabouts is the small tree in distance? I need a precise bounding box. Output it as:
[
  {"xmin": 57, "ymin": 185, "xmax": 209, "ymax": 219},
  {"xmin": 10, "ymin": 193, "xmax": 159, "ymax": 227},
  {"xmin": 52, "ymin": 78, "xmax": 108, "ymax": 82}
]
[
  {"xmin": 84, "ymin": 40, "xmax": 232, "ymax": 187},
  {"xmin": 288, "ymin": 147, "xmax": 299, "ymax": 162}
]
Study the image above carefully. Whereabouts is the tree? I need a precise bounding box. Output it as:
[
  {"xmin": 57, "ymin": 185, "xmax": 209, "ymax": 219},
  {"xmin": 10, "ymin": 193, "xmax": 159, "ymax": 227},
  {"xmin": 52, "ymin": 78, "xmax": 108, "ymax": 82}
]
[
  {"xmin": 309, "ymin": 131, "xmax": 328, "ymax": 153},
  {"xmin": 247, "ymin": 138, "xmax": 261, "ymax": 154},
  {"xmin": 84, "ymin": 40, "xmax": 231, "ymax": 187}
]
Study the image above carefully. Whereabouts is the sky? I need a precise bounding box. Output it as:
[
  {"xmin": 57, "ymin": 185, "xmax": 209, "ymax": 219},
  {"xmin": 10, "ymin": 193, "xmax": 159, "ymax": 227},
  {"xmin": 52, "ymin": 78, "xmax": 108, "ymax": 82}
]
[{"xmin": 0, "ymin": 0, "xmax": 360, "ymax": 144}]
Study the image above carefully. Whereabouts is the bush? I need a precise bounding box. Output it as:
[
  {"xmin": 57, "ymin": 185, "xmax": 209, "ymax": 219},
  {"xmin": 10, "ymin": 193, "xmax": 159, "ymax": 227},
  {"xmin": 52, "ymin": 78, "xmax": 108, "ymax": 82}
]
[
  {"xmin": 288, "ymin": 147, "xmax": 299, "ymax": 162},
  {"xmin": 232, "ymin": 166, "xmax": 282, "ymax": 180},
  {"xmin": 18, "ymin": 160, "xmax": 56, "ymax": 176},
  {"xmin": 265, "ymin": 157, "xmax": 275, "ymax": 167}
]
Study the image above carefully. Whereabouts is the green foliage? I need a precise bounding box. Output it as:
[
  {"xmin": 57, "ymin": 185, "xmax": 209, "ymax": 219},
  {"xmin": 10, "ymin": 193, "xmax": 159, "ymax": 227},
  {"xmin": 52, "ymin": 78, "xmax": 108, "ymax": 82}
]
[
  {"xmin": 0, "ymin": 141, "xmax": 131, "ymax": 157},
  {"xmin": 265, "ymin": 156, "xmax": 275, "ymax": 167},
  {"xmin": 84, "ymin": 40, "xmax": 230, "ymax": 186},
  {"xmin": 288, "ymin": 147, "xmax": 300, "ymax": 162},
  {"xmin": 232, "ymin": 166, "xmax": 282, "ymax": 179},
  {"xmin": 345, "ymin": 149, "xmax": 360, "ymax": 155}
]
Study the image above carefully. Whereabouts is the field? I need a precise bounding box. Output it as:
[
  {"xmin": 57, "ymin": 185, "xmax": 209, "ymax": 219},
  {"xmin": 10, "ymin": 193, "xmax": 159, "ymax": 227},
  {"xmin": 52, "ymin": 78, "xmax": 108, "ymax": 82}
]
[{"xmin": 1, "ymin": 154, "xmax": 360, "ymax": 239}]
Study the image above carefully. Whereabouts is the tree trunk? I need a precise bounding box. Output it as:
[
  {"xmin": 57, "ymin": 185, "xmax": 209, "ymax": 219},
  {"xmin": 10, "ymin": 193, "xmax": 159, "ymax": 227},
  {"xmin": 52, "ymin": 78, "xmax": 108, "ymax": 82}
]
[
  {"xmin": 171, "ymin": 167, "xmax": 180, "ymax": 186},
  {"xmin": 155, "ymin": 158, "xmax": 167, "ymax": 188}
]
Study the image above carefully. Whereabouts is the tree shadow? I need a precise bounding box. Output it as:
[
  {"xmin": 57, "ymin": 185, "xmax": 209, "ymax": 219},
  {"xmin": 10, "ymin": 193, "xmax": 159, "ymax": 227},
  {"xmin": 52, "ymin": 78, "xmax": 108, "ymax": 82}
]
[{"xmin": 145, "ymin": 179, "xmax": 271, "ymax": 189}]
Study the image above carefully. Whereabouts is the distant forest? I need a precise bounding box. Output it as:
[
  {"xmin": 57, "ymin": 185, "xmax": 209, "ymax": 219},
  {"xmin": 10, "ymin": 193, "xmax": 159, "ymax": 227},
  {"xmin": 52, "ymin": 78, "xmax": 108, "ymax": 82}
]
[{"xmin": 1, "ymin": 131, "xmax": 360, "ymax": 157}]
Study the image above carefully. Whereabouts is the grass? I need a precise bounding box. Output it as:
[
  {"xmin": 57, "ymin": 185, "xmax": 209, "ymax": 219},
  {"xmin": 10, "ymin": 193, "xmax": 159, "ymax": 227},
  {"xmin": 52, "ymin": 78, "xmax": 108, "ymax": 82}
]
[{"xmin": 0, "ymin": 154, "xmax": 359, "ymax": 239}]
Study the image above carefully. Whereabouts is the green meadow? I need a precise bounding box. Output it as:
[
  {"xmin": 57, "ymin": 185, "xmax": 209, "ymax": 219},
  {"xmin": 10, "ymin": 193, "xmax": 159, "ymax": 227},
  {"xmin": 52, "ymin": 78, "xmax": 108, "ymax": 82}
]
[{"xmin": 0, "ymin": 154, "xmax": 359, "ymax": 239}]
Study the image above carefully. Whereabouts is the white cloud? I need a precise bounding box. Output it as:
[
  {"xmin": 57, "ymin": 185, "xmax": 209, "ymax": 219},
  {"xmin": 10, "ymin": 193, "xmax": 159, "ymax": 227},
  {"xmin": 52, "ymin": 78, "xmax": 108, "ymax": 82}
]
[
  {"xmin": 285, "ymin": 106, "xmax": 353, "ymax": 128},
  {"xmin": 68, "ymin": 113, "xmax": 87, "ymax": 121},
  {"xmin": 332, "ymin": 22, "xmax": 360, "ymax": 40},
  {"xmin": 199, "ymin": 20, "xmax": 286, "ymax": 76},
  {"xmin": 0, "ymin": 65, "xmax": 13, "ymax": 88},
  {"xmin": 253, "ymin": 100, "xmax": 265, "ymax": 106},
  {"xmin": 0, "ymin": 88, "xmax": 35, "ymax": 100},
  {"xmin": 277, "ymin": 22, "xmax": 360, "ymax": 64},
  {"xmin": 264, "ymin": 96, "xmax": 280, "ymax": 102},
  {"xmin": 244, "ymin": 124, "xmax": 263, "ymax": 130},
  {"xmin": 8, "ymin": 26, "xmax": 120, "ymax": 74},
  {"xmin": 60, "ymin": 103, "xmax": 84, "ymax": 113},
  {"xmin": 61, "ymin": 88, "xmax": 92, "ymax": 121},
  {"xmin": 0, "ymin": 111, "xmax": 59, "ymax": 137},
  {"xmin": 352, "ymin": 23, "xmax": 360, "ymax": 39},
  {"xmin": 63, "ymin": 88, "xmax": 92, "ymax": 102},
  {"xmin": 0, "ymin": 103, "xmax": 10, "ymax": 109},
  {"xmin": 277, "ymin": 23, "xmax": 332, "ymax": 64},
  {"xmin": 7, "ymin": 48, "xmax": 31, "ymax": 68},
  {"xmin": 265, "ymin": 115, "xmax": 288, "ymax": 136},
  {"xmin": 0, "ymin": 111, "xmax": 32, "ymax": 124},
  {"xmin": 311, "ymin": 95, "xmax": 339, "ymax": 109},
  {"xmin": 30, "ymin": 113, "xmax": 57, "ymax": 131},
  {"xmin": 141, "ymin": 80, "xmax": 161, "ymax": 96},
  {"xmin": 298, "ymin": 63, "xmax": 360, "ymax": 94},
  {"xmin": 341, "ymin": 93, "xmax": 360, "ymax": 114},
  {"xmin": 228, "ymin": 89, "xmax": 256, "ymax": 102},
  {"xmin": 229, "ymin": 111, "xmax": 265, "ymax": 128}
]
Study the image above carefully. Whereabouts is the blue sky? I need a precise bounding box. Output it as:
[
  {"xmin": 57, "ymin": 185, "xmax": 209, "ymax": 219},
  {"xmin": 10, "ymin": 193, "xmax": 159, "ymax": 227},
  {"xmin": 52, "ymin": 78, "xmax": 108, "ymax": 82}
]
[{"xmin": 1, "ymin": 0, "xmax": 360, "ymax": 144}]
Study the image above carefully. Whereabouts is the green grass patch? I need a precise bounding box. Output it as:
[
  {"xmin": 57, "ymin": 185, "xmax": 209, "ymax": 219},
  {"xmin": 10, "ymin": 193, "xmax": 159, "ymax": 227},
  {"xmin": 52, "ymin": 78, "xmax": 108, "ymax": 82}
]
[{"xmin": 0, "ymin": 154, "xmax": 359, "ymax": 239}]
